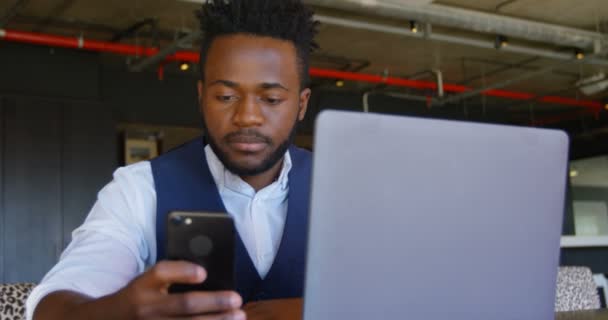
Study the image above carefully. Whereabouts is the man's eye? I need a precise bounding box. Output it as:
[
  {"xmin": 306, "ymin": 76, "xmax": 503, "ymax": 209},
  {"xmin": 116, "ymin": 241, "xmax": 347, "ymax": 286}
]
[
  {"xmin": 217, "ymin": 95, "xmax": 237, "ymax": 102},
  {"xmin": 265, "ymin": 98, "xmax": 283, "ymax": 105}
]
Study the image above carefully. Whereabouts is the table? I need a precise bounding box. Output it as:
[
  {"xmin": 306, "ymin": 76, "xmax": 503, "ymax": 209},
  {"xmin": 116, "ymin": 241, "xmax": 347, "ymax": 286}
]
[{"xmin": 244, "ymin": 299, "xmax": 608, "ymax": 320}]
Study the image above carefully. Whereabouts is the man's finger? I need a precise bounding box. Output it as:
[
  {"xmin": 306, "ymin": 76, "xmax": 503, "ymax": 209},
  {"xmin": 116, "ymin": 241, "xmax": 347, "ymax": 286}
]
[
  {"xmin": 160, "ymin": 291, "xmax": 243, "ymax": 316},
  {"xmin": 142, "ymin": 261, "xmax": 206, "ymax": 289},
  {"xmin": 154, "ymin": 309, "xmax": 246, "ymax": 320}
]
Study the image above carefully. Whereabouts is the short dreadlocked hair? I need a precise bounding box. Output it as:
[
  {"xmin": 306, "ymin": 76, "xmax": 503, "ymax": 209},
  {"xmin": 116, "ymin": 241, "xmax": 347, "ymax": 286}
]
[{"xmin": 197, "ymin": 0, "xmax": 319, "ymax": 89}]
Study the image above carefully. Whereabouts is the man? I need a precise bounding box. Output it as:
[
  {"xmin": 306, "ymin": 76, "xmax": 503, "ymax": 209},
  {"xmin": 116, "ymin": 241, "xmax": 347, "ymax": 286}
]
[{"xmin": 27, "ymin": 0, "xmax": 319, "ymax": 319}]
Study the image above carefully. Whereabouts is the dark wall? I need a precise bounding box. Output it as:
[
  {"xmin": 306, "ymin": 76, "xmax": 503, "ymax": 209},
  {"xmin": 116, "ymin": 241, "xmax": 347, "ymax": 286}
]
[
  {"xmin": 560, "ymin": 185, "xmax": 608, "ymax": 273},
  {"xmin": 0, "ymin": 96, "xmax": 115, "ymax": 283},
  {"xmin": 0, "ymin": 43, "xmax": 117, "ymax": 282},
  {"xmin": 1, "ymin": 41, "xmax": 607, "ymax": 281},
  {"xmin": 102, "ymin": 68, "xmax": 201, "ymax": 127},
  {"xmin": 0, "ymin": 100, "xmax": 5, "ymax": 282},
  {"xmin": 0, "ymin": 43, "xmax": 100, "ymax": 100}
]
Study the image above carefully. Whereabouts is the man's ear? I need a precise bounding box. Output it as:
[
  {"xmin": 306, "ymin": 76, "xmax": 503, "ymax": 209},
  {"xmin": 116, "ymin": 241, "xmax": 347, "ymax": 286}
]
[{"xmin": 298, "ymin": 88, "xmax": 312, "ymax": 121}]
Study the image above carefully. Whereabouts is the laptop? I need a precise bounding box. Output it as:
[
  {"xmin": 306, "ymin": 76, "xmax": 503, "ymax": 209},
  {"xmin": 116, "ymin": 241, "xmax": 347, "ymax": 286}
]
[{"xmin": 303, "ymin": 110, "xmax": 569, "ymax": 320}]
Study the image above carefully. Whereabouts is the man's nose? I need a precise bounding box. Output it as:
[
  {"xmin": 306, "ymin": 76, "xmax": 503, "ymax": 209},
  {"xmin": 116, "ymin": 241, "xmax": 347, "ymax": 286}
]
[{"xmin": 233, "ymin": 95, "xmax": 264, "ymax": 128}]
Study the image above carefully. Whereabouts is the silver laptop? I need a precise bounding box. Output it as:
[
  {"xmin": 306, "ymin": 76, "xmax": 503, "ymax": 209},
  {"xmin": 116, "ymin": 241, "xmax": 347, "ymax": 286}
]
[{"xmin": 304, "ymin": 110, "xmax": 569, "ymax": 320}]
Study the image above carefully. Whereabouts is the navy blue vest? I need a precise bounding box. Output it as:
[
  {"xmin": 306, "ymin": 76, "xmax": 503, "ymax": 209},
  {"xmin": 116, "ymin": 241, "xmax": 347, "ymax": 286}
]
[{"xmin": 150, "ymin": 137, "xmax": 311, "ymax": 302}]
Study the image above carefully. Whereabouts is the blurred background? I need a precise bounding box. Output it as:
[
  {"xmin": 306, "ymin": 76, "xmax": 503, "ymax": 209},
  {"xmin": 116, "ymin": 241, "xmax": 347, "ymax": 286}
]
[{"xmin": 0, "ymin": 0, "xmax": 607, "ymax": 305}]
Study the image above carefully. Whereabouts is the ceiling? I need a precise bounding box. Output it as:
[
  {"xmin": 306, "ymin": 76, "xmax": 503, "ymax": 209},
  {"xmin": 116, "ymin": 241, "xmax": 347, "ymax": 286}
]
[
  {"xmin": 436, "ymin": 0, "xmax": 608, "ymax": 30},
  {"xmin": 571, "ymin": 155, "xmax": 608, "ymax": 187},
  {"xmin": 1, "ymin": 0, "xmax": 607, "ymax": 129}
]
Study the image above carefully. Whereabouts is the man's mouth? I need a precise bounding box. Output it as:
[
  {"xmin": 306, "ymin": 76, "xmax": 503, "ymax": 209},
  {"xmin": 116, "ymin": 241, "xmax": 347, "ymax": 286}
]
[{"xmin": 226, "ymin": 135, "xmax": 269, "ymax": 153}]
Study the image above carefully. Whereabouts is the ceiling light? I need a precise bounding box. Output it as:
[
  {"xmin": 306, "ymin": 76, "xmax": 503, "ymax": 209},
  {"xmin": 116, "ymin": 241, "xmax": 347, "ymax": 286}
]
[
  {"xmin": 570, "ymin": 170, "xmax": 579, "ymax": 178},
  {"xmin": 495, "ymin": 35, "xmax": 508, "ymax": 49},
  {"xmin": 409, "ymin": 21, "xmax": 418, "ymax": 33},
  {"xmin": 336, "ymin": 80, "xmax": 345, "ymax": 87},
  {"xmin": 180, "ymin": 62, "xmax": 190, "ymax": 71},
  {"xmin": 575, "ymin": 49, "xmax": 585, "ymax": 60}
]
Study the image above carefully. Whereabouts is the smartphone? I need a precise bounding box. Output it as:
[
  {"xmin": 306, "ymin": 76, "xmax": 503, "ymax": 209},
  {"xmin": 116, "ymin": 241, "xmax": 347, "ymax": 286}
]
[{"xmin": 166, "ymin": 211, "xmax": 235, "ymax": 293}]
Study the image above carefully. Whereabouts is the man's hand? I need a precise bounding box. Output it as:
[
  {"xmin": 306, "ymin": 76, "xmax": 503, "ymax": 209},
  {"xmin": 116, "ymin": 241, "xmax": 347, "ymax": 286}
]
[{"xmin": 34, "ymin": 261, "xmax": 245, "ymax": 320}]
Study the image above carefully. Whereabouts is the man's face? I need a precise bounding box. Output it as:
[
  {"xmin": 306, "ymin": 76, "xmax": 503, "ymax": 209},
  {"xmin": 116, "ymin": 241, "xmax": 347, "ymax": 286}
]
[{"xmin": 198, "ymin": 34, "xmax": 310, "ymax": 177}]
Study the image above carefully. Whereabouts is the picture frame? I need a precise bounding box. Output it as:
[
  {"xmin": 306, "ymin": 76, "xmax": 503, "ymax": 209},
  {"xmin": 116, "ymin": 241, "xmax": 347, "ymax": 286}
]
[{"xmin": 124, "ymin": 137, "xmax": 159, "ymax": 165}]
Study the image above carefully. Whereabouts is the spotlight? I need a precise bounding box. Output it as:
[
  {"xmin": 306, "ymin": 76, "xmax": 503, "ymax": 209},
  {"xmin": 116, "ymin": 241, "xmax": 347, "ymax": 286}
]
[
  {"xmin": 495, "ymin": 35, "xmax": 508, "ymax": 49},
  {"xmin": 569, "ymin": 170, "xmax": 579, "ymax": 178},
  {"xmin": 336, "ymin": 80, "xmax": 345, "ymax": 87},
  {"xmin": 575, "ymin": 49, "xmax": 585, "ymax": 60},
  {"xmin": 409, "ymin": 21, "xmax": 418, "ymax": 33},
  {"xmin": 180, "ymin": 62, "xmax": 190, "ymax": 71}
]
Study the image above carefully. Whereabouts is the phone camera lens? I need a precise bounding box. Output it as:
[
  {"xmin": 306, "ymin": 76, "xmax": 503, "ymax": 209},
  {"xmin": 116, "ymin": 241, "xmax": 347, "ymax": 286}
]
[{"xmin": 170, "ymin": 215, "xmax": 184, "ymax": 226}]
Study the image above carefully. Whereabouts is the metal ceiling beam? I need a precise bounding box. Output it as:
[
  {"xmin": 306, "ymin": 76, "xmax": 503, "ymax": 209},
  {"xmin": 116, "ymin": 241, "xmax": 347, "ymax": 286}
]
[
  {"xmin": 308, "ymin": 0, "xmax": 607, "ymax": 50},
  {"xmin": 459, "ymin": 57, "xmax": 540, "ymax": 85},
  {"xmin": 129, "ymin": 30, "xmax": 201, "ymax": 72},
  {"xmin": 33, "ymin": 0, "xmax": 77, "ymax": 32},
  {"xmin": 12, "ymin": 14, "xmax": 176, "ymax": 41},
  {"xmin": 439, "ymin": 53, "xmax": 604, "ymax": 106},
  {"xmin": 439, "ymin": 65, "xmax": 558, "ymax": 106},
  {"xmin": 0, "ymin": 0, "xmax": 29, "ymax": 27},
  {"xmin": 314, "ymin": 14, "xmax": 608, "ymax": 67},
  {"xmin": 111, "ymin": 18, "xmax": 157, "ymax": 42},
  {"xmin": 1, "ymin": 27, "xmax": 602, "ymax": 111}
]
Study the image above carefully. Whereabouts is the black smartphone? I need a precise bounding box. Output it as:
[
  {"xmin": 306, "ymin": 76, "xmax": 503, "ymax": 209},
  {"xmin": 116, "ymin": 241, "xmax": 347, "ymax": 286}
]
[{"xmin": 166, "ymin": 211, "xmax": 235, "ymax": 293}]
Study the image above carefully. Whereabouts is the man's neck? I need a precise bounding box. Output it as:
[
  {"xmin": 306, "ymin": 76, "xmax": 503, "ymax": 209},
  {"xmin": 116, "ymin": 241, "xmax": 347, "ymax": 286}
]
[{"xmin": 241, "ymin": 158, "xmax": 284, "ymax": 192}]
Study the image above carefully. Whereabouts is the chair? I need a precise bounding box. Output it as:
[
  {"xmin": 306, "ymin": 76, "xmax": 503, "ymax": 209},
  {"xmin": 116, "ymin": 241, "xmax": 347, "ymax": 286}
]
[
  {"xmin": 593, "ymin": 273, "xmax": 608, "ymax": 308},
  {"xmin": 0, "ymin": 283, "xmax": 36, "ymax": 320},
  {"xmin": 555, "ymin": 266, "xmax": 601, "ymax": 312}
]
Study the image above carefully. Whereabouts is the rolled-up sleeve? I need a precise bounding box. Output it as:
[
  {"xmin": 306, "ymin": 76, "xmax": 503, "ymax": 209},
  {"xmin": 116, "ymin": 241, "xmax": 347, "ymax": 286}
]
[{"xmin": 25, "ymin": 161, "xmax": 158, "ymax": 320}]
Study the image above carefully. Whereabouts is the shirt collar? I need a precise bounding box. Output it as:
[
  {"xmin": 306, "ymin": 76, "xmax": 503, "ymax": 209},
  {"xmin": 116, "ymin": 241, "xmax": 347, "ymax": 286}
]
[{"xmin": 204, "ymin": 144, "xmax": 292, "ymax": 195}]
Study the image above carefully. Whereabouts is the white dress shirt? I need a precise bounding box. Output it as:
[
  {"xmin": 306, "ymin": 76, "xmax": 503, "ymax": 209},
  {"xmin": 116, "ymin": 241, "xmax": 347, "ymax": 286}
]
[{"xmin": 25, "ymin": 145, "xmax": 292, "ymax": 320}]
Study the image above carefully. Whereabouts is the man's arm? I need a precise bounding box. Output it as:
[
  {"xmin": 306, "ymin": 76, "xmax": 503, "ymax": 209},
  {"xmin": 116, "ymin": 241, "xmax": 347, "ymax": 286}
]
[
  {"xmin": 27, "ymin": 163, "xmax": 244, "ymax": 320},
  {"xmin": 33, "ymin": 261, "xmax": 245, "ymax": 320}
]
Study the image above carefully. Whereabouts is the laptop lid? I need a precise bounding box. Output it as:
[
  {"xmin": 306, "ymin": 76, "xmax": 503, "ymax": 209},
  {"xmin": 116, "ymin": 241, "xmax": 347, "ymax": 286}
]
[{"xmin": 304, "ymin": 110, "xmax": 569, "ymax": 320}]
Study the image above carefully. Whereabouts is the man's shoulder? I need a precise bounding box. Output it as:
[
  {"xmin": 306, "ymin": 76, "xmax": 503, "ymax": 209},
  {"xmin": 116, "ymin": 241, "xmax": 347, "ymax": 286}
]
[
  {"xmin": 289, "ymin": 145, "xmax": 312, "ymax": 158},
  {"xmin": 104, "ymin": 161, "xmax": 155, "ymax": 198},
  {"xmin": 289, "ymin": 145, "xmax": 313, "ymax": 173},
  {"xmin": 151, "ymin": 136, "xmax": 205, "ymax": 164}
]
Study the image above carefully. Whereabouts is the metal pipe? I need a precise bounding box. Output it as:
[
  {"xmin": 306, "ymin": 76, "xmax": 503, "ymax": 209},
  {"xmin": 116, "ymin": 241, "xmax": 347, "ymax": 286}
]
[
  {"xmin": 363, "ymin": 91, "xmax": 370, "ymax": 113},
  {"xmin": 385, "ymin": 92, "xmax": 434, "ymax": 103},
  {"xmin": 399, "ymin": 69, "xmax": 443, "ymax": 97},
  {"xmin": 495, "ymin": 0, "xmax": 518, "ymax": 12},
  {"xmin": 309, "ymin": 1, "xmax": 606, "ymax": 50},
  {"xmin": 441, "ymin": 50, "xmax": 605, "ymax": 106},
  {"xmin": 439, "ymin": 65, "xmax": 559, "ymax": 105},
  {"xmin": 111, "ymin": 18, "xmax": 158, "ymax": 42},
  {"xmin": 432, "ymin": 69, "xmax": 444, "ymax": 98},
  {"xmin": 129, "ymin": 30, "xmax": 202, "ymax": 72},
  {"xmin": 459, "ymin": 57, "xmax": 540, "ymax": 84},
  {"xmin": 363, "ymin": 90, "xmax": 433, "ymax": 113},
  {"xmin": 314, "ymin": 14, "xmax": 608, "ymax": 67},
  {"xmin": 0, "ymin": 27, "xmax": 602, "ymax": 112}
]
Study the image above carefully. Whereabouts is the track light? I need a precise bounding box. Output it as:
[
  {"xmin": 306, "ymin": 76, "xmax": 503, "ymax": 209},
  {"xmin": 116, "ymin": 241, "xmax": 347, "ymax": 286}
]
[
  {"xmin": 495, "ymin": 35, "xmax": 508, "ymax": 49},
  {"xmin": 409, "ymin": 21, "xmax": 418, "ymax": 33},
  {"xmin": 575, "ymin": 49, "xmax": 585, "ymax": 60},
  {"xmin": 180, "ymin": 62, "xmax": 190, "ymax": 71},
  {"xmin": 570, "ymin": 169, "xmax": 579, "ymax": 178}
]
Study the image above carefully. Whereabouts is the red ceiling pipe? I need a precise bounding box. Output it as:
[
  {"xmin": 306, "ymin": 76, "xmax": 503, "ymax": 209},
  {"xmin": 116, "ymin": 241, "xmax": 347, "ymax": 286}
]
[{"xmin": 0, "ymin": 28, "xmax": 603, "ymax": 114}]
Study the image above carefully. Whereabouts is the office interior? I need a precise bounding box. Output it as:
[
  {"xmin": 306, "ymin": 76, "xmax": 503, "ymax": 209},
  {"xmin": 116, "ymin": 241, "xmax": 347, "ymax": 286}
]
[{"xmin": 0, "ymin": 0, "xmax": 607, "ymax": 313}]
